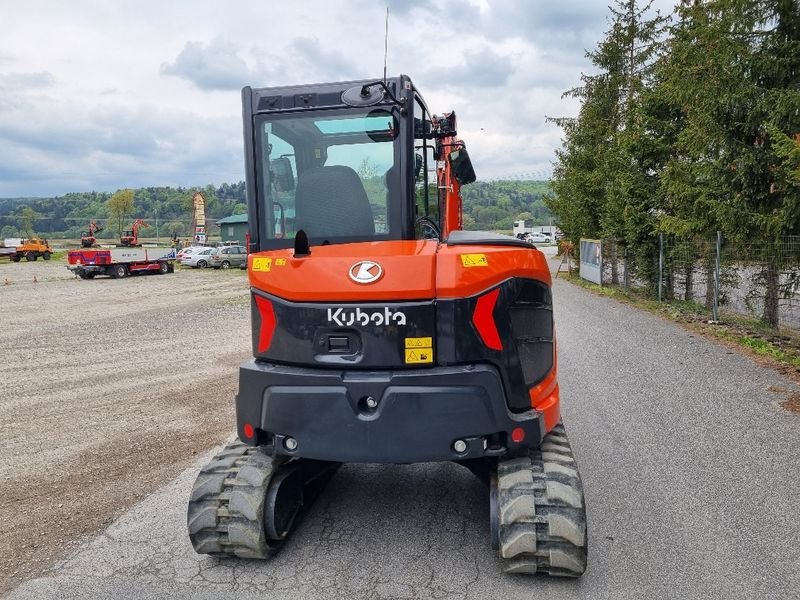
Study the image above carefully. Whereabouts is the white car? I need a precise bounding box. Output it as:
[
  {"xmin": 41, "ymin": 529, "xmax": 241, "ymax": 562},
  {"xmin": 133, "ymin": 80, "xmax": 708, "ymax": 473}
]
[
  {"xmin": 526, "ymin": 232, "xmax": 552, "ymax": 244},
  {"xmin": 176, "ymin": 246, "xmax": 208, "ymax": 261},
  {"xmin": 181, "ymin": 247, "xmax": 216, "ymax": 268}
]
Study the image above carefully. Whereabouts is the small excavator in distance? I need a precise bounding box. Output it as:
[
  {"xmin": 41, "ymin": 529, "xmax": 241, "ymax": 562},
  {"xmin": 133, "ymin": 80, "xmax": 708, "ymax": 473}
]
[
  {"xmin": 80, "ymin": 220, "xmax": 103, "ymax": 248},
  {"xmin": 119, "ymin": 219, "xmax": 149, "ymax": 247},
  {"xmin": 188, "ymin": 75, "xmax": 588, "ymax": 576}
]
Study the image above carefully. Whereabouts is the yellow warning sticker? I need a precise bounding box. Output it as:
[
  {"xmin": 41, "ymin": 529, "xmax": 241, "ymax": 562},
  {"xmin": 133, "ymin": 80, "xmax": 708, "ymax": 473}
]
[
  {"xmin": 405, "ymin": 337, "xmax": 433, "ymax": 349},
  {"xmin": 405, "ymin": 348, "xmax": 434, "ymax": 364},
  {"xmin": 275, "ymin": 258, "xmax": 287, "ymax": 266},
  {"xmin": 460, "ymin": 253, "xmax": 489, "ymax": 267},
  {"xmin": 252, "ymin": 257, "xmax": 272, "ymax": 272}
]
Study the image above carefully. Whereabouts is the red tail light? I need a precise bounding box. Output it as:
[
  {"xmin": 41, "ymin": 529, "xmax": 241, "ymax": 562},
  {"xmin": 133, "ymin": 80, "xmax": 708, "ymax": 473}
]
[
  {"xmin": 472, "ymin": 288, "xmax": 503, "ymax": 351},
  {"xmin": 254, "ymin": 295, "xmax": 276, "ymax": 352}
]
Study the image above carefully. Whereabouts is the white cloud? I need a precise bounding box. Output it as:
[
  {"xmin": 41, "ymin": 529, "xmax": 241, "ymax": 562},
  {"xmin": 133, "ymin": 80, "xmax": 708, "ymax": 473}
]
[
  {"xmin": 0, "ymin": 0, "xmax": 676, "ymax": 196},
  {"xmin": 161, "ymin": 38, "xmax": 262, "ymax": 91}
]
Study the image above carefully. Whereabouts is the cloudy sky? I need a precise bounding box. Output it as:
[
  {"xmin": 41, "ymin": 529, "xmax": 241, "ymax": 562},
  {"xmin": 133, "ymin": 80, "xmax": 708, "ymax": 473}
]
[{"xmin": 0, "ymin": 0, "xmax": 675, "ymax": 197}]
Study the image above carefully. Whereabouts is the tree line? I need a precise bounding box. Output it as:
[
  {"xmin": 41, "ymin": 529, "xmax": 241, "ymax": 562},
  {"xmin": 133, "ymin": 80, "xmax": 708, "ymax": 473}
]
[
  {"xmin": 0, "ymin": 182, "xmax": 247, "ymax": 240},
  {"xmin": 546, "ymin": 0, "xmax": 799, "ymax": 327},
  {"xmin": 0, "ymin": 179, "xmax": 552, "ymax": 240}
]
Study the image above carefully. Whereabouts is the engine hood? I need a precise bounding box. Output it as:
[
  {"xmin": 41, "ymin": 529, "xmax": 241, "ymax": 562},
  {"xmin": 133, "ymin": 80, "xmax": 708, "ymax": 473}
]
[{"xmin": 248, "ymin": 240, "xmax": 438, "ymax": 302}]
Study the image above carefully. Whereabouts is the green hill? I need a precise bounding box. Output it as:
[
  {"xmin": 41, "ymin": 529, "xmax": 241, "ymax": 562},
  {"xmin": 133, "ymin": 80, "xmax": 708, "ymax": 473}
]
[{"xmin": 0, "ymin": 179, "xmax": 552, "ymax": 239}]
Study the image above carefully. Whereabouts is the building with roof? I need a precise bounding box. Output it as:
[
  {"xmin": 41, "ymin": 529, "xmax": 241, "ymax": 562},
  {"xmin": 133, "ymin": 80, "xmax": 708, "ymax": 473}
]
[{"xmin": 216, "ymin": 214, "xmax": 248, "ymax": 243}]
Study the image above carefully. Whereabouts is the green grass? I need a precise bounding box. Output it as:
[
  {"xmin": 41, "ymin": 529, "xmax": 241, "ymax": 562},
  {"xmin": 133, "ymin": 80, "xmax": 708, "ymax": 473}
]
[{"xmin": 738, "ymin": 336, "xmax": 800, "ymax": 368}]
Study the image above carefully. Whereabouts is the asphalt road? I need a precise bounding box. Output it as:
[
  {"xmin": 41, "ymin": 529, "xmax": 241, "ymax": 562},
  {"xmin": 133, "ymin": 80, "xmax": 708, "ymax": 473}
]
[{"xmin": 8, "ymin": 278, "xmax": 800, "ymax": 600}]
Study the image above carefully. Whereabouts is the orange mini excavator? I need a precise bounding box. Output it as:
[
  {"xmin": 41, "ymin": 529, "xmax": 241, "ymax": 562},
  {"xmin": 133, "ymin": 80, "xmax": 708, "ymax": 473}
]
[
  {"xmin": 188, "ymin": 76, "xmax": 587, "ymax": 576},
  {"xmin": 80, "ymin": 220, "xmax": 103, "ymax": 248},
  {"xmin": 120, "ymin": 219, "xmax": 149, "ymax": 247}
]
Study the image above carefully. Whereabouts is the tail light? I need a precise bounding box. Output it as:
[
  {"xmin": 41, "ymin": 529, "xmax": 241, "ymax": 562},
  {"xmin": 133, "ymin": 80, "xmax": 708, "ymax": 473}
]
[
  {"xmin": 254, "ymin": 295, "xmax": 276, "ymax": 352},
  {"xmin": 472, "ymin": 288, "xmax": 503, "ymax": 351}
]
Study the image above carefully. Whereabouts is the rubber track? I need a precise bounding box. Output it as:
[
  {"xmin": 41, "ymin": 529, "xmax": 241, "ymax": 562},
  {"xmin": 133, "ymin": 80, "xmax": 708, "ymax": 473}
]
[
  {"xmin": 187, "ymin": 442, "xmax": 280, "ymax": 559},
  {"xmin": 496, "ymin": 423, "xmax": 588, "ymax": 576}
]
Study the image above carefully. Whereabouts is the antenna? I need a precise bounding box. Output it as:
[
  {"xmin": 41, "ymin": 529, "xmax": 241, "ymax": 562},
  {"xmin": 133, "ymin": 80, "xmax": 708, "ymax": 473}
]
[{"xmin": 383, "ymin": 7, "xmax": 389, "ymax": 83}]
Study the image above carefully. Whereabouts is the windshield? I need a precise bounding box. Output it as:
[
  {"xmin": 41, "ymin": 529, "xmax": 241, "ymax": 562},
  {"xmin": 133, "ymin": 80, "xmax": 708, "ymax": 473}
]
[{"xmin": 255, "ymin": 108, "xmax": 400, "ymax": 247}]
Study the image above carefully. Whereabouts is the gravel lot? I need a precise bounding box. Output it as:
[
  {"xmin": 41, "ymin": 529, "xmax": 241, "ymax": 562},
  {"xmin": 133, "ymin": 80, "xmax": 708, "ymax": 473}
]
[
  {"xmin": 3, "ymin": 259, "xmax": 800, "ymax": 599},
  {"xmin": 0, "ymin": 259, "xmax": 251, "ymax": 595}
]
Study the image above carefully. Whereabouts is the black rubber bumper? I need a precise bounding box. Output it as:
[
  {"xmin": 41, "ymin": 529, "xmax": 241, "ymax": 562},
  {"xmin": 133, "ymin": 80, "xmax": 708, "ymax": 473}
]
[{"xmin": 236, "ymin": 360, "xmax": 545, "ymax": 463}]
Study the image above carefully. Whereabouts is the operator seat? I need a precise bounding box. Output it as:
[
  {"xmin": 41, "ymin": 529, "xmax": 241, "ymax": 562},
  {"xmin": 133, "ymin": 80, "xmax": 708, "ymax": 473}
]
[{"xmin": 294, "ymin": 166, "xmax": 375, "ymax": 238}]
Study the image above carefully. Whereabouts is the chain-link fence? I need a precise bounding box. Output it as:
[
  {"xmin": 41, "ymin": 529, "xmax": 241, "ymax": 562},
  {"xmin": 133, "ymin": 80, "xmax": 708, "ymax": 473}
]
[{"xmin": 589, "ymin": 234, "xmax": 800, "ymax": 330}]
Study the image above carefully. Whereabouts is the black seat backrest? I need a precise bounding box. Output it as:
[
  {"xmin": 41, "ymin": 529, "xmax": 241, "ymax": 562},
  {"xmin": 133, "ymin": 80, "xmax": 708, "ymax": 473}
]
[{"xmin": 294, "ymin": 166, "xmax": 375, "ymax": 238}]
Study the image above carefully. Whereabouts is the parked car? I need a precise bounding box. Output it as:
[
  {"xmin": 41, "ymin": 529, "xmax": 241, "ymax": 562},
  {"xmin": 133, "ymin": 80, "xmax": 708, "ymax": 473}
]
[
  {"xmin": 176, "ymin": 246, "xmax": 208, "ymax": 261},
  {"xmin": 209, "ymin": 246, "xmax": 247, "ymax": 269},
  {"xmin": 526, "ymin": 232, "xmax": 552, "ymax": 244},
  {"xmin": 181, "ymin": 247, "xmax": 216, "ymax": 268}
]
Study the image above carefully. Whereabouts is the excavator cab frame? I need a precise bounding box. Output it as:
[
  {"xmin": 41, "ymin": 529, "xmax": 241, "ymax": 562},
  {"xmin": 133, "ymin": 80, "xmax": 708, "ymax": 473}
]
[{"xmin": 242, "ymin": 76, "xmax": 475, "ymax": 254}]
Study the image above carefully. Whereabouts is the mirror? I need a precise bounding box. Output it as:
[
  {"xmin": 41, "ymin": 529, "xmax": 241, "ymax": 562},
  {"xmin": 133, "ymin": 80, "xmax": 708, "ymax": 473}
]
[
  {"xmin": 270, "ymin": 157, "xmax": 294, "ymax": 192},
  {"xmin": 449, "ymin": 148, "xmax": 477, "ymax": 185}
]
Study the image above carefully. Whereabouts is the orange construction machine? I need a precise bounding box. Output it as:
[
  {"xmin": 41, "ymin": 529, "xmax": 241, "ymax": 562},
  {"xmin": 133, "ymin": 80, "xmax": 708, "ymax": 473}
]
[
  {"xmin": 187, "ymin": 76, "xmax": 587, "ymax": 576},
  {"xmin": 7, "ymin": 238, "xmax": 53, "ymax": 262},
  {"xmin": 80, "ymin": 220, "xmax": 103, "ymax": 248},
  {"xmin": 120, "ymin": 219, "xmax": 149, "ymax": 247}
]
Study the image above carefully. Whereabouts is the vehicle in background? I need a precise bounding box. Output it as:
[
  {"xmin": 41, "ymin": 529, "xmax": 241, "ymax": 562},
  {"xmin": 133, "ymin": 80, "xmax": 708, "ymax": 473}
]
[
  {"xmin": 80, "ymin": 221, "xmax": 104, "ymax": 248},
  {"xmin": 209, "ymin": 245, "xmax": 247, "ymax": 269},
  {"xmin": 181, "ymin": 247, "xmax": 216, "ymax": 268},
  {"xmin": 0, "ymin": 245, "xmax": 16, "ymax": 259},
  {"xmin": 176, "ymin": 246, "xmax": 209, "ymax": 261},
  {"xmin": 67, "ymin": 247, "xmax": 176, "ymax": 279},
  {"xmin": 513, "ymin": 220, "xmax": 561, "ymax": 241},
  {"xmin": 526, "ymin": 232, "xmax": 552, "ymax": 244},
  {"xmin": 6, "ymin": 238, "xmax": 54, "ymax": 262},
  {"xmin": 120, "ymin": 219, "xmax": 150, "ymax": 247}
]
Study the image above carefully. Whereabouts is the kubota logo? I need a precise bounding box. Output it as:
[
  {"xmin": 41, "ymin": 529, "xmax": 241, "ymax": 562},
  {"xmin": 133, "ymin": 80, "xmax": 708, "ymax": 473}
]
[
  {"xmin": 327, "ymin": 307, "xmax": 407, "ymax": 327},
  {"xmin": 349, "ymin": 260, "xmax": 383, "ymax": 284}
]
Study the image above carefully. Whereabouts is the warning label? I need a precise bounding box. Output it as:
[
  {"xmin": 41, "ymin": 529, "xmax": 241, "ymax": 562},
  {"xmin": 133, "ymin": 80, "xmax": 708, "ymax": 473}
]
[
  {"xmin": 275, "ymin": 258, "xmax": 287, "ymax": 266},
  {"xmin": 405, "ymin": 337, "xmax": 432, "ymax": 349},
  {"xmin": 405, "ymin": 348, "xmax": 433, "ymax": 364},
  {"xmin": 252, "ymin": 257, "xmax": 272, "ymax": 272},
  {"xmin": 460, "ymin": 253, "xmax": 488, "ymax": 267}
]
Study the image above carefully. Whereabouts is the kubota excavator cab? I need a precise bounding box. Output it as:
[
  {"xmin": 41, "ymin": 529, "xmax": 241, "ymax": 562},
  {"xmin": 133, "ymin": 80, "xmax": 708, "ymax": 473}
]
[{"xmin": 188, "ymin": 75, "xmax": 587, "ymax": 576}]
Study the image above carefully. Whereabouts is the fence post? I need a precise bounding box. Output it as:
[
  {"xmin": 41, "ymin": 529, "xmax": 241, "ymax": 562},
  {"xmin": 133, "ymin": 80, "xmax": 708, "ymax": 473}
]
[
  {"xmin": 658, "ymin": 233, "xmax": 664, "ymax": 302},
  {"xmin": 712, "ymin": 230, "xmax": 721, "ymax": 322},
  {"xmin": 624, "ymin": 246, "xmax": 629, "ymax": 290},
  {"xmin": 599, "ymin": 238, "xmax": 604, "ymax": 286}
]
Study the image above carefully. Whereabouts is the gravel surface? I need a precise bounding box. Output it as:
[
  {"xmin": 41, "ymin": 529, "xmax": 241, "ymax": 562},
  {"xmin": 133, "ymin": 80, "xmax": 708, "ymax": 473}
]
[
  {"xmin": 0, "ymin": 260, "xmax": 251, "ymax": 595},
  {"xmin": 5, "ymin": 267, "xmax": 800, "ymax": 599}
]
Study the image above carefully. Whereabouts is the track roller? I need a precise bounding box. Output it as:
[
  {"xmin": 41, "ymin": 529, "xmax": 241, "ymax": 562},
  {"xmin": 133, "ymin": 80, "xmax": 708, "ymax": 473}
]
[
  {"xmin": 492, "ymin": 422, "xmax": 588, "ymax": 577},
  {"xmin": 187, "ymin": 442, "xmax": 339, "ymax": 559}
]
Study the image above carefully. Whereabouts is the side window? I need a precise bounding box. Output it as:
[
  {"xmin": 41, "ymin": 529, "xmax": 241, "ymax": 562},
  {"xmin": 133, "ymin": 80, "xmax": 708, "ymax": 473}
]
[{"xmin": 262, "ymin": 124, "xmax": 298, "ymax": 240}]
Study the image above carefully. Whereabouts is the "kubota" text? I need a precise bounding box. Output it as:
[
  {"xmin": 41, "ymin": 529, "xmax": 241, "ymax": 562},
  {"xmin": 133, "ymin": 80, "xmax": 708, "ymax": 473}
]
[{"xmin": 327, "ymin": 307, "xmax": 407, "ymax": 327}]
